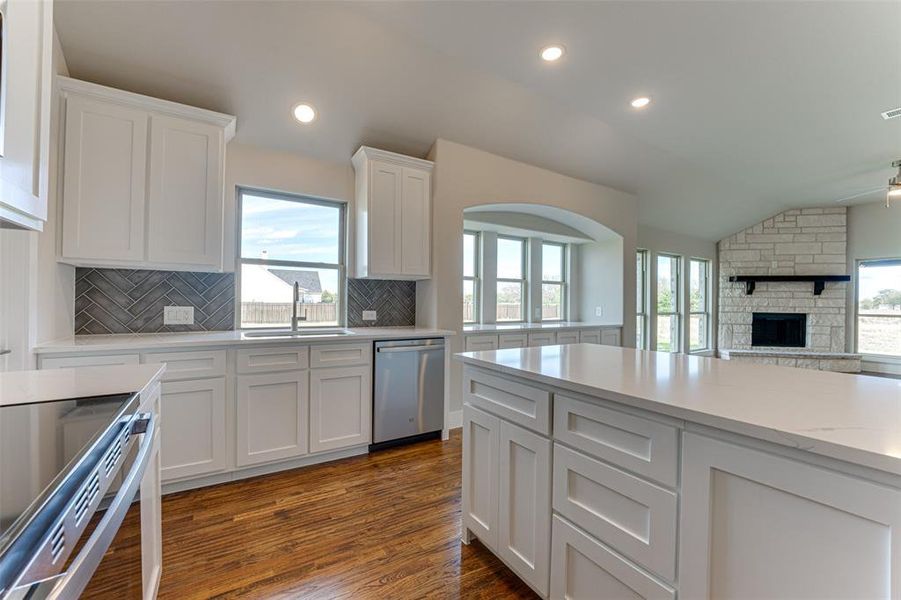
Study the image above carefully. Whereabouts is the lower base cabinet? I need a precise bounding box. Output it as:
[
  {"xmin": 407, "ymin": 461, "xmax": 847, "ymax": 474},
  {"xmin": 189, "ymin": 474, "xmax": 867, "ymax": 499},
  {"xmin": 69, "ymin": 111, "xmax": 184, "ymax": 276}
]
[
  {"xmin": 236, "ymin": 371, "xmax": 309, "ymax": 466},
  {"xmin": 463, "ymin": 404, "xmax": 551, "ymax": 597},
  {"xmin": 550, "ymin": 516, "xmax": 675, "ymax": 600},
  {"xmin": 309, "ymin": 365, "xmax": 372, "ymax": 453},
  {"xmin": 159, "ymin": 377, "xmax": 227, "ymax": 481}
]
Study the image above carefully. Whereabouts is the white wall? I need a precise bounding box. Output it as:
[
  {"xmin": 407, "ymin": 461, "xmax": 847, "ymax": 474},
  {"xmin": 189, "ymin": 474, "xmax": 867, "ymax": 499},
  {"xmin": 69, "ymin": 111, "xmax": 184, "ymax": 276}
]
[
  {"xmin": 638, "ymin": 224, "xmax": 718, "ymax": 354},
  {"xmin": 578, "ymin": 238, "xmax": 624, "ymax": 325},
  {"xmin": 846, "ymin": 201, "xmax": 901, "ymax": 372},
  {"xmin": 422, "ymin": 139, "xmax": 639, "ymax": 414}
]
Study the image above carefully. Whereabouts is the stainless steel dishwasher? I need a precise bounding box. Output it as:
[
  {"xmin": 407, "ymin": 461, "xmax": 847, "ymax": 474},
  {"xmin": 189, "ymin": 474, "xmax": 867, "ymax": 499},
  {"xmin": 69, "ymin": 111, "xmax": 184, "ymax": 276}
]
[{"xmin": 372, "ymin": 338, "xmax": 445, "ymax": 448}]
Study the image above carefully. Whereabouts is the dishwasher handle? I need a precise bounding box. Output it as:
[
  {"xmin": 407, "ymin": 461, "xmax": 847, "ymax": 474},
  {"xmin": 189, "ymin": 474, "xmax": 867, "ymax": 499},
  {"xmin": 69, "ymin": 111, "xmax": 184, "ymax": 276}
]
[{"xmin": 376, "ymin": 345, "xmax": 444, "ymax": 354}]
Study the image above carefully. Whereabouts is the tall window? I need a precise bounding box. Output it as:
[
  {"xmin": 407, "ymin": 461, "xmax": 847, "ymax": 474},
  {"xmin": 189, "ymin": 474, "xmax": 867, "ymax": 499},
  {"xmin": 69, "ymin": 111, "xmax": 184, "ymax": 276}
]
[
  {"xmin": 542, "ymin": 242, "xmax": 566, "ymax": 321},
  {"xmin": 689, "ymin": 258, "xmax": 710, "ymax": 351},
  {"xmin": 656, "ymin": 254, "xmax": 681, "ymax": 352},
  {"xmin": 636, "ymin": 250, "xmax": 648, "ymax": 349},
  {"xmin": 856, "ymin": 259, "xmax": 901, "ymax": 357},
  {"xmin": 238, "ymin": 189, "xmax": 345, "ymax": 328},
  {"xmin": 463, "ymin": 231, "xmax": 480, "ymax": 324},
  {"xmin": 496, "ymin": 236, "xmax": 526, "ymax": 322}
]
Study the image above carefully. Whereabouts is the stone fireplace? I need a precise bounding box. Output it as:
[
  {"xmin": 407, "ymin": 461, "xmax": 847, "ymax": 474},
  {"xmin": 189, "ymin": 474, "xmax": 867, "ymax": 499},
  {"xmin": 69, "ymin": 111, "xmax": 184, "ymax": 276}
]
[{"xmin": 717, "ymin": 207, "xmax": 860, "ymax": 372}]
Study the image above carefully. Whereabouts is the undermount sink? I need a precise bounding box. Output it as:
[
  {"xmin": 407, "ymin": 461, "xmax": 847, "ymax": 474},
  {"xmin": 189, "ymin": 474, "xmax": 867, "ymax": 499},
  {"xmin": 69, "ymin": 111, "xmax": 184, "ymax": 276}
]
[{"xmin": 243, "ymin": 329, "xmax": 355, "ymax": 338}]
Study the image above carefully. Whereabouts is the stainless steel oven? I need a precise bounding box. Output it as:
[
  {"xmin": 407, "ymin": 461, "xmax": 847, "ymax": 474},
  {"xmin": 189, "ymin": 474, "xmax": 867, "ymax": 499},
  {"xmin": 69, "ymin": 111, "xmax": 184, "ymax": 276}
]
[{"xmin": 0, "ymin": 392, "xmax": 156, "ymax": 599}]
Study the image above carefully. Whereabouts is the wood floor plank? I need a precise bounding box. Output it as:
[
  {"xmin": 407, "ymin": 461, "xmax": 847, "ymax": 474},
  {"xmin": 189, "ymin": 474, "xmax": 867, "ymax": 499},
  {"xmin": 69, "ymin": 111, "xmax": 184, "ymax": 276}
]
[{"xmin": 84, "ymin": 430, "xmax": 538, "ymax": 599}]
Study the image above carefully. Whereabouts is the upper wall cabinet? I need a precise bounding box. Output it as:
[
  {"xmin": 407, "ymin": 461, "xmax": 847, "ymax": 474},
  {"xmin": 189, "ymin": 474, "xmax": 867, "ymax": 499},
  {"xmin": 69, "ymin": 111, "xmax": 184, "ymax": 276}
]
[
  {"xmin": 352, "ymin": 146, "xmax": 432, "ymax": 279},
  {"xmin": 0, "ymin": 0, "xmax": 54, "ymax": 231},
  {"xmin": 58, "ymin": 77, "xmax": 236, "ymax": 272}
]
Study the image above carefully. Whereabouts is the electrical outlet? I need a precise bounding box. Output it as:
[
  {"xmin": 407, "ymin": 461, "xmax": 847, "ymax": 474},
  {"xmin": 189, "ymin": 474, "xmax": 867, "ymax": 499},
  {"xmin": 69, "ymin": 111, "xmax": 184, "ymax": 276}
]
[
  {"xmin": 164, "ymin": 306, "xmax": 194, "ymax": 325},
  {"xmin": 595, "ymin": 306, "xmax": 604, "ymax": 317},
  {"xmin": 362, "ymin": 310, "xmax": 377, "ymax": 321}
]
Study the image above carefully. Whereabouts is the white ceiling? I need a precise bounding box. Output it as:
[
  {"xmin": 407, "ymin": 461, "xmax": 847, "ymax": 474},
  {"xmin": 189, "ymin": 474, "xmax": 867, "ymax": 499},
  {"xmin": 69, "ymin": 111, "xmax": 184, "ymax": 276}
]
[{"xmin": 55, "ymin": 1, "xmax": 901, "ymax": 240}]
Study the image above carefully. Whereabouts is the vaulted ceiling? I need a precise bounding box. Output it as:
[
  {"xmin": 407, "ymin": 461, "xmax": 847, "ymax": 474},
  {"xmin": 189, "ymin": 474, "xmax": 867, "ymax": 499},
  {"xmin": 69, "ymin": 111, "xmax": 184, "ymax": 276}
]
[{"xmin": 55, "ymin": 0, "xmax": 901, "ymax": 240}]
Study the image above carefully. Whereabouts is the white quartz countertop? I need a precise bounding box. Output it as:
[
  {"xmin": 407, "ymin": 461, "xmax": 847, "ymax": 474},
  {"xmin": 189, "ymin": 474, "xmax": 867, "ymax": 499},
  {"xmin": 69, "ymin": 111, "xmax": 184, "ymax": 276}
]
[
  {"xmin": 456, "ymin": 344, "xmax": 901, "ymax": 476},
  {"xmin": 0, "ymin": 364, "xmax": 165, "ymax": 406},
  {"xmin": 462, "ymin": 322, "xmax": 622, "ymax": 333},
  {"xmin": 33, "ymin": 327, "xmax": 455, "ymax": 355}
]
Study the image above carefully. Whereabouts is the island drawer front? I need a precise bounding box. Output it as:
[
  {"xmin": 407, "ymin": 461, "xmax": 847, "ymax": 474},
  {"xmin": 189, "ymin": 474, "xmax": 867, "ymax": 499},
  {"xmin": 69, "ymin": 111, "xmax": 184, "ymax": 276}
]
[
  {"xmin": 497, "ymin": 334, "xmax": 528, "ymax": 349},
  {"xmin": 527, "ymin": 332, "xmax": 556, "ymax": 347},
  {"xmin": 464, "ymin": 367, "xmax": 551, "ymax": 435},
  {"xmin": 554, "ymin": 395, "xmax": 679, "ymax": 488},
  {"xmin": 143, "ymin": 350, "xmax": 227, "ymax": 381},
  {"xmin": 555, "ymin": 331, "xmax": 580, "ymax": 345},
  {"xmin": 465, "ymin": 335, "xmax": 499, "ymax": 352},
  {"xmin": 236, "ymin": 346, "xmax": 309, "ymax": 374},
  {"xmin": 40, "ymin": 353, "xmax": 140, "ymax": 369},
  {"xmin": 551, "ymin": 516, "xmax": 675, "ymax": 600},
  {"xmin": 309, "ymin": 342, "xmax": 371, "ymax": 368},
  {"xmin": 553, "ymin": 444, "xmax": 677, "ymax": 582}
]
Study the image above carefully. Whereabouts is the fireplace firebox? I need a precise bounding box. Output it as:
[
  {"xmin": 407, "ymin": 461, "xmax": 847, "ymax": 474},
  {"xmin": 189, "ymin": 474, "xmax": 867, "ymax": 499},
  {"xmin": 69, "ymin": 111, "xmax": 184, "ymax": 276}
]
[{"xmin": 751, "ymin": 312, "xmax": 807, "ymax": 347}]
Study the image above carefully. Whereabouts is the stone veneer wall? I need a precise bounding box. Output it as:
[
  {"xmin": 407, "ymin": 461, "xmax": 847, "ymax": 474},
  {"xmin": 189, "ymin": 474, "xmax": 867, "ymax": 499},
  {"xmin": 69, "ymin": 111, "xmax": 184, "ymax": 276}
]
[{"xmin": 718, "ymin": 207, "xmax": 847, "ymax": 352}]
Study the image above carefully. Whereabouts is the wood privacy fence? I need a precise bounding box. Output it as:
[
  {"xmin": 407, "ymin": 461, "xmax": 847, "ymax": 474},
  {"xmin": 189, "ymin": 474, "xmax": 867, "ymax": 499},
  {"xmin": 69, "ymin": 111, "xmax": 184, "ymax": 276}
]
[
  {"xmin": 241, "ymin": 302, "xmax": 337, "ymax": 325},
  {"xmin": 464, "ymin": 303, "xmax": 561, "ymax": 322}
]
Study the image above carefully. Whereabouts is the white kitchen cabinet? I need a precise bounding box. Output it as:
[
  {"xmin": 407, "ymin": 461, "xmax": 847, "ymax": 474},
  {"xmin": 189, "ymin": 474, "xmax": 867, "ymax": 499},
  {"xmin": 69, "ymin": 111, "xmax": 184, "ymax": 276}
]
[
  {"xmin": 58, "ymin": 77, "xmax": 235, "ymax": 271},
  {"xmin": 146, "ymin": 115, "xmax": 224, "ymax": 268},
  {"xmin": 352, "ymin": 146, "xmax": 433, "ymax": 279},
  {"xmin": 236, "ymin": 371, "xmax": 309, "ymax": 466},
  {"xmin": 0, "ymin": 0, "xmax": 54, "ymax": 231},
  {"xmin": 527, "ymin": 332, "xmax": 556, "ymax": 347},
  {"xmin": 140, "ymin": 423, "xmax": 163, "ymax": 599},
  {"xmin": 579, "ymin": 329, "xmax": 602, "ymax": 344},
  {"xmin": 462, "ymin": 404, "xmax": 500, "ymax": 551},
  {"xmin": 600, "ymin": 328, "xmax": 622, "ymax": 346},
  {"xmin": 159, "ymin": 377, "xmax": 227, "ymax": 481},
  {"xmin": 498, "ymin": 420, "xmax": 551, "ymax": 596},
  {"xmin": 465, "ymin": 334, "xmax": 499, "ymax": 352},
  {"xmin": 555, "ymin": 331, "xmax": 580, "ymax": 345},
  {"xmin": 679, "ymin": 432, "xmax": 901, "ymax": 599},
  {"xmin": 309, "ymin": 365, "xmax": 371, "ymax": 452}
]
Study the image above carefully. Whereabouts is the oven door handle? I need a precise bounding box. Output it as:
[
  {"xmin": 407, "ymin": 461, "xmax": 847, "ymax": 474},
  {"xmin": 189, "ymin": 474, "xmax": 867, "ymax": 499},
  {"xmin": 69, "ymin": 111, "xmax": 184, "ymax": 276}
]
[{"xmin": 36, "ymin": 413, "xmax": 156, "ymax": 600}]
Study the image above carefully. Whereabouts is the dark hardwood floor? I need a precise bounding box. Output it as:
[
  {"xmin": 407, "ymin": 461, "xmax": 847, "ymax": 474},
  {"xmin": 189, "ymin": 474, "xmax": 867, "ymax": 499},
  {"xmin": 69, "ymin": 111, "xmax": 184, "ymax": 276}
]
[{"xmin": 86, "ymin": 430, "xmax": 538, "ymax": 599}]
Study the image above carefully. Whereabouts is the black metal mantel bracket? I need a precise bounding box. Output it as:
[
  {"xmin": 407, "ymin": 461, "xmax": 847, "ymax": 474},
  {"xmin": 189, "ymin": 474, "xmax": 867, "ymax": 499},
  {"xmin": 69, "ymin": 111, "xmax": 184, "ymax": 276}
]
[{"xmin": 728, "ymin": 275, "xmax": 850, "ymax": 296}]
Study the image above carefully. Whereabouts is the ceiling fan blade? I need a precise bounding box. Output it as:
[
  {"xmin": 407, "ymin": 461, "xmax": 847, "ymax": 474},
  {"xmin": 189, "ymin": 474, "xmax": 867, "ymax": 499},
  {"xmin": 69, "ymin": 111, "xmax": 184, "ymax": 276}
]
[{"xmin": 834, "ymin": 187, "xmax": 885, "ymax": 203}]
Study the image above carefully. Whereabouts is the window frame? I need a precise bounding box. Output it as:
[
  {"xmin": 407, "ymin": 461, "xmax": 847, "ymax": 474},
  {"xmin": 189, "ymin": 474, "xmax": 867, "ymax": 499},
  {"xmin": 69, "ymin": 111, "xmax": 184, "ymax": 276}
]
[
  {"xmin": 235, "ymin": 187, "xmax": 347, "ymax": 329},
  {"xmin": 854, "ymin": 257, "xmax": 901, "ymax": 360},
  {"xmin": 636, "ymin": 249, "xmax": 649, "ymax": 349},
  {"xmin": 495, "ymin": 234, "xmax": 527, "ymax": 323},
  {"xmin": 463, "ymin": 230, "xmax": 481, "ymax": 324},
  {"xmin": 688, "ymin": 258, "xmax": 711, "ymax": 352},
  {"xmin": 655, "ymin": 253, "xmax": 682, "ymax": 353},
  {"xmin": 541, "ymin": 241, "xmax": 567, "ymax": 322}
]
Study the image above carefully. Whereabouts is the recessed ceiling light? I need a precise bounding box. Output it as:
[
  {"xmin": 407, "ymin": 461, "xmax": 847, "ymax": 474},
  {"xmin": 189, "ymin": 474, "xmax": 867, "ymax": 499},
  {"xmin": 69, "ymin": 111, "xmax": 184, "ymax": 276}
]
[
  {"xmin": 630, "ymin": 96, "xmax": 651, "ymax": 109},
  {"xmin": 540, "ymin": 45, "xmax": 565, "ymax": 62},
  {"xmin": 293, "ymin": 103, "xmax": 316, "ymax": 124}
]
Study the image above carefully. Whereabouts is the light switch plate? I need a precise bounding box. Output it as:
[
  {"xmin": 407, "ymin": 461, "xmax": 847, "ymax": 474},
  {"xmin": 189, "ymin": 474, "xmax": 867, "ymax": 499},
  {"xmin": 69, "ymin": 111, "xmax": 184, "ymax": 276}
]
[
  {"xmin": 595, "ymin": 306, "xmax": 604, "ymax": 317},
  {"xmin": 362, "ymin": 310, "xmax": 377, "ymax": 321},
  {"xmin": 164, "ymin": 306, "xmax": 194, "ymax": 325}
]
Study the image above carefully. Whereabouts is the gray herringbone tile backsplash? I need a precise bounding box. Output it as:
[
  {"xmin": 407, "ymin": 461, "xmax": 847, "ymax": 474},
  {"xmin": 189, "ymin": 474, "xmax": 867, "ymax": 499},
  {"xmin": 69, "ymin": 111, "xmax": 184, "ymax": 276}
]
[
  {"xmin": 347, "ymin": 279, "xmax": 415, "ymax": 327},
  {"xmin": 75, "ymin": 268, "xmax": 235, "ymax": 334}
]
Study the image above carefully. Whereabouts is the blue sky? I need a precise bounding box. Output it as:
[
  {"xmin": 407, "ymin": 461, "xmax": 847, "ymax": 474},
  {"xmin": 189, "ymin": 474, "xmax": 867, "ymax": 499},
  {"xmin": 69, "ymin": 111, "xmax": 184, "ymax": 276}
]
[{"xmin": 241, "ymin": 194, "xmax": 340, "ymax": 264}]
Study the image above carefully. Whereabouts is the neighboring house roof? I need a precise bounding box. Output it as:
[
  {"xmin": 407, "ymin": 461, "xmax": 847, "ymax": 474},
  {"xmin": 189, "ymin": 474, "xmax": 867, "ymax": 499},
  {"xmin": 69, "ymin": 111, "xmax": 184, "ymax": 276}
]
[{"xmin": 269, "ymin": 269, "xmax": 322, "ymax": 293}]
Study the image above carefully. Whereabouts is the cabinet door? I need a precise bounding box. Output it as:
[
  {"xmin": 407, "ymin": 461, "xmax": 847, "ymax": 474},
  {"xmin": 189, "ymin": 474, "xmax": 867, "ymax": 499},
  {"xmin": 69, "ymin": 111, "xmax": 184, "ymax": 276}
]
[
  {"xmin": 498, "ymin": 333, "xmax": 528, "ymax": 349},
  {"xmin": 368, "ymin": 160, "xmax": 402, "ymax": 276},
  {"xmin": 236, "ymin": 371, "xmax": 309, "ymax": 466},
  {"xmin": 309, "ymin": 365, "xmax": 371, "ymax": 453},
  {"xmin": 498, "ymin": 420, "xmax": 551, "ymax": 596},
  {"xmin": 147, "ymin": 115, "xmax": 224, "ymax": 269},
  {"xmin": 62, "ymin": 95, "xmax": 148, "ymax": 261},
  {"xmin": 680, "ymin": 433, "xmax": 901, "ymax": 599},
  {"xmin": 0, "ymin": 0, "xmax": 53, "ymax": 229},
  {"xmin": 528, "ymin": 332, "xmax": 556, "ymax": 347},
  {"xmin": 160, "ymin": 377, "xmax": 227, "ymax": 481},
  {"xmin": 579, "ymin": 329, "xmax": 602, "ymax": 344},
  {"xmin": 465, "ymin": 335, "xmax": 498, "ymax": 351},
  {"xmin": 556, "ymin": 331, "xmax": 580, "ymax": 345},
  {"xmin": 600, "ymin": 329, "xmax": 621, "ymax": 346},
  {"xmin": 462, "ymin": 404, "xmax": 500, "ymax": 551},
  {"xmin": 400, "ymin": 167, "xmax": 430, "ymax": 277}
]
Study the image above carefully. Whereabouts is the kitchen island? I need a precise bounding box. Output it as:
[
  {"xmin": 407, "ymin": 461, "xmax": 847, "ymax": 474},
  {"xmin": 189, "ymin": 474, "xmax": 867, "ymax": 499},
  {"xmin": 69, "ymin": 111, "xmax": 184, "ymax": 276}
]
[{"xmin": 455, "ymin": 343, "xmax": 901, "ymax": 599}]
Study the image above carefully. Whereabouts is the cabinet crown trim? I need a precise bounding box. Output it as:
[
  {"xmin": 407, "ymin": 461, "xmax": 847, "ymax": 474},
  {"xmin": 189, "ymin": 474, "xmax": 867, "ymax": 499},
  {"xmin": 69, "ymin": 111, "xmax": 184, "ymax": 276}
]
[
  {"xmin": 57, "ymin": 76, "xmax": 237, "ymax": 140},
  {"xmin": 352, "ymin": 146, "xmax": 434, "ymax": 171}
]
